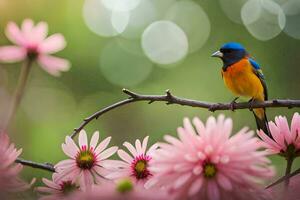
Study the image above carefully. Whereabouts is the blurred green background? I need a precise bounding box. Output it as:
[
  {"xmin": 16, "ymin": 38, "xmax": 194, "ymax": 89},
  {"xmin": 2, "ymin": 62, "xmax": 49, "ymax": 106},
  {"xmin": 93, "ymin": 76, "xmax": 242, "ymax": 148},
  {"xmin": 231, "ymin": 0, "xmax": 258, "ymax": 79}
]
[{"xmin": 0, "ymin": 0, "xmax": 299, "ymax": 188}]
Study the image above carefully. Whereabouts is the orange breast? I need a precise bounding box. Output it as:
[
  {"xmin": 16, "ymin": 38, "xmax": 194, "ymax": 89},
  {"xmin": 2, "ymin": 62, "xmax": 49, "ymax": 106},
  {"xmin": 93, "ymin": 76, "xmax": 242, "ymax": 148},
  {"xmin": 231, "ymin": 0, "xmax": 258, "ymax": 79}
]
[{"xmin": 221, "ymin": 58, "xmax": 264, "ymax": 101}]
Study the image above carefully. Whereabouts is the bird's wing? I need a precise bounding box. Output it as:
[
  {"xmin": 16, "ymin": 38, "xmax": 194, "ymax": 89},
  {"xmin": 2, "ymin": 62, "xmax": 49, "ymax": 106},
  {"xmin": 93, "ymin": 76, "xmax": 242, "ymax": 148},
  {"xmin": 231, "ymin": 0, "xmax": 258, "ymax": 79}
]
[{"xmin": 249, "ymin": 58, "xmax": 268, "ymax": 100}]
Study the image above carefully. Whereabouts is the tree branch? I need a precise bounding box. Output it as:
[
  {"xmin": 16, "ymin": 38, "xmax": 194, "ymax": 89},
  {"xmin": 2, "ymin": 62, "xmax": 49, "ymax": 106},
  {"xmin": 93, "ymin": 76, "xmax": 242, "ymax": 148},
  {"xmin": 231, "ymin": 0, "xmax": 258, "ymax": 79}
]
[
  {"xmin": 70, "ymin": 88, "xmax": 300, "ymax": 138},
  {"xmin": 266, "ymin": 167, "xmax": 300, "ymax": 189},
  {"xmin": 15, "ymin": 158, "xmax": 55, "ymax": 172}
]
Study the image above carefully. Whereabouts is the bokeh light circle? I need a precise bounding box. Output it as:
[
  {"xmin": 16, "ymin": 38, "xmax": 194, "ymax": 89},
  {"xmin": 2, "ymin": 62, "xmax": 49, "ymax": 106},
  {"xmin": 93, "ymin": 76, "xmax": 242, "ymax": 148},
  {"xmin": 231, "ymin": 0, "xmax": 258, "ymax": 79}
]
[
  {"xmin": 83, "ymin": 0, "xmax": 129, "ymax": 37},
  {"xmin": 164, "ymin": 0, "xmax": 210, "ymax": 53},
  {"xmin": 219, "ymin": 0, "xmax": 248, "ymax": 24},
  {"xmin": 120, "ymin": 0, "xmax": 157, "ymax": 39},
  {"xmin": 142, "ymin": 20, "xmax": 188, "ymax": 66},
  {"xmin": 241, "ymin": 0, "xmax": 286, "ymax": 41},
  {"xmin": 100, "ymin": 41, "xmax": 153, "ymax": 87},
  {"xmin": 101, "ymin": 0, "xmax": 141, "ymax": 12},
  {"xmin": 282, "ymin": 0, "xmax": 300, "ymax": 39}
]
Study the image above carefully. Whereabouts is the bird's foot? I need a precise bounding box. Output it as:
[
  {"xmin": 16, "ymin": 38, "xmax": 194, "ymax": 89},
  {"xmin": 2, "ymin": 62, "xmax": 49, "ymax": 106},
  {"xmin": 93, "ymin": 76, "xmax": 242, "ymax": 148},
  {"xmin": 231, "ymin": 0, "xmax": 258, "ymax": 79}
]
[
  {"xmin": 230, "ymin": 97, "xmax": 239, "ymax": 111},
  {"xmin": 248, "ymin": 98, "xmax": 255, "ymax": 111}
]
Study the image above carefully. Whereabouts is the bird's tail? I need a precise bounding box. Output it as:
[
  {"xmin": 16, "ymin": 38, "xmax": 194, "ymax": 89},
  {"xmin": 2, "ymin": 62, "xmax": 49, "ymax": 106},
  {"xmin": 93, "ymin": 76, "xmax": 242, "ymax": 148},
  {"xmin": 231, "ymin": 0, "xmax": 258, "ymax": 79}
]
[{"xmin": 253, "ymin": 108, "xmax": 272, "ymax": 138}]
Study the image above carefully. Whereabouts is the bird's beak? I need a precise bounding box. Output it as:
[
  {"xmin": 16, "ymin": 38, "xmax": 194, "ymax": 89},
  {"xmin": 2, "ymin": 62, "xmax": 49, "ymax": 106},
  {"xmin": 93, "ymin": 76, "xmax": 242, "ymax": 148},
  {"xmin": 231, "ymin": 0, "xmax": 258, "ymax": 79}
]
[{"xmin": 211, "ymin": 51, "xmax": 223, "ymax": 58}]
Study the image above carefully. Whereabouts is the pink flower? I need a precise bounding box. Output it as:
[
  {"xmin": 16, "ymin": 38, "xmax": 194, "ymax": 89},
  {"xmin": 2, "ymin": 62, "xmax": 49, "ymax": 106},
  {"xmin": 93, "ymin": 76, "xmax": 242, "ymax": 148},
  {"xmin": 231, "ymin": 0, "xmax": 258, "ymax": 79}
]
[
  {"xmin": 105, "ymin": 136, "xmax": 158, "ymax": 184},
  {"xmin": 268, "ymin": 174, "xmax": 300, "ymax": 200},
  {"xmin": 36, "ymin": 172, "xmax": 80, "ymax": 200},
  {"xmin": 0, "ymin": 133, "xmax": 31, "ymax": 193},
  {"xmin": 147, "ymin": 115, "xmax": 275, "ymax": 200},
  {"xmin": 258, "ymin": 112, "xmax": 300, "ymax": 156},
  {"xmin": 55, "ymin": 130, "xmax": 118, "ymax": 191},
  {"xmin": 69, "ymin": 179, "xmax": 169, "ymax": 200},
  {"xmin": 0, "ymin": 19, "xmax": 70, "ymax": 76}
]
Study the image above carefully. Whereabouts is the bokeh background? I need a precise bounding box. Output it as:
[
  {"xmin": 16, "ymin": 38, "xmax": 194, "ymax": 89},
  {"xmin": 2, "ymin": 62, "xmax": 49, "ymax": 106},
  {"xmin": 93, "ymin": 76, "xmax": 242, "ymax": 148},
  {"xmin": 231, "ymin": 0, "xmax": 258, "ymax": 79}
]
[{"xmin": 0, "ymin": 0, "xmax": 300, "ymax": 188}]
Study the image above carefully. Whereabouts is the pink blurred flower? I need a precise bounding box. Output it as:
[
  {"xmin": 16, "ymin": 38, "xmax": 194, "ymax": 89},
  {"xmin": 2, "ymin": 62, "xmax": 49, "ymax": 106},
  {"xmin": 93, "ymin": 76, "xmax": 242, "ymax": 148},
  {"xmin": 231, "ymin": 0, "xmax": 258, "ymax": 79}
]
[
  {"xmin": 55, "ymin": 130, "xmax": 118, "ymax": 191},
  {"xmin": 258, "ymin": 113, "xmax": 300, "ymax": 156},
  {"xmin": 106, "ymin": 136, "xmax": 158, "ymax": 185},
  {"xmin": 268, "ymin": 174, "xmax": 300, "ymax": 200},
  {"xmin": 69, "ymin": 179, "xmax": 169, "ymax": 200},
  {"xmin": 0, "ymin": 133, "xmax": 31, "ymax": 193},
  {"xmin": 0, "ymin": 19, "xmax": 70, "ymax": 76},
  {"xmin": 36, "ymin": 172, "xmax": 80, "ymax": 200},
  {"xmin": 147, "ymin": 115, "xmax": 275, "ymax": 200}
]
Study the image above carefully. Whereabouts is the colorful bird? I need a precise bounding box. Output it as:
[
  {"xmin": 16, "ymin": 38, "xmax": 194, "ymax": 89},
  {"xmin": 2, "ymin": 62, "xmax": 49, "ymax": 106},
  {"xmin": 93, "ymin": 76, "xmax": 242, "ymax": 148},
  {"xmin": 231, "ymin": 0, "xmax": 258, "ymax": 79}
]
[{"xmin": 212, "ymin": 42, "xmax": 271, "ymax": 137}]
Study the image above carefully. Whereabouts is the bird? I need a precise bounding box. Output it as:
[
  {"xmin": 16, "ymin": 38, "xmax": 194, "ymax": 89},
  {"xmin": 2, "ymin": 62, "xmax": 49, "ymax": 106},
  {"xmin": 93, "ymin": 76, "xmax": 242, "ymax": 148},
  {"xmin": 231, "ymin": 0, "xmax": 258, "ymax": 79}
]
[{"xmin": 211, "ymin": 42, "xmax": 271, "ymax": 137}]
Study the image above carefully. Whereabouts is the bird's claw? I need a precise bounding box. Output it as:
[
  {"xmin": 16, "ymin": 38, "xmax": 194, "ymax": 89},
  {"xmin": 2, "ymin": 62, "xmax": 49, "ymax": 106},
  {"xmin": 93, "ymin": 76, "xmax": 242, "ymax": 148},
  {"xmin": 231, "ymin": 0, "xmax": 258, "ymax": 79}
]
[
  {"xmin": 230, "ymin": 97, "xmax": 239, "ymax": 111},
  {"xmin": 248, "ymin": 98, "xmax": 255, "ymax": 111}
]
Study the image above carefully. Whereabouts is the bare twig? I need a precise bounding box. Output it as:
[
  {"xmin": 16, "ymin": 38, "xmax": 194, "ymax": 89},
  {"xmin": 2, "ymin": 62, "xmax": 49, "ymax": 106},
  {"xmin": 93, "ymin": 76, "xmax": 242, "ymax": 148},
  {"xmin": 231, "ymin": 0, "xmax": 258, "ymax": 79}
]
[
  {"xmin": 266, "ymin": 167, "xmax": 300, "ymax": 189},
  {"xmin": 15, "ymin": 158, "xmax": 55, "ymax": 172},
  {"xmin": 16, "ymin": 89, "xmax": 300, "ymax": 172},
  {"xmin": 70, "ymin": 88, "xmax": 300, "ymax": 138}
]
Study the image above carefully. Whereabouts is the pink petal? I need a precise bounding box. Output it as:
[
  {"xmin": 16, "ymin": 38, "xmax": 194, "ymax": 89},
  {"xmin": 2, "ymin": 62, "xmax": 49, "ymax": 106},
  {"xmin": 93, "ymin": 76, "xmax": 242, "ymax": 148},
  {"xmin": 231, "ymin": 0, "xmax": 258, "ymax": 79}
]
[
  {"xmin": 100, "ymin": 160, "xmax": 128, "ymax": 169},
  {"xmin": 135, "ymin": 139, "xmax": 143, "ymax": 155},
  {"xmin": 0, "ymin": 46, "xmax": 26, "ymax": 62},
  {"xmin": 42, "ymin": 178, "xmax": 60, "ymax": 190},
  {"xmin": 95, "ymin": 137, "xmax": 111, "ymax": 155},
  {"xmin": 78, "ymin": 130, "xmax": 88, "ymax": 149},
  {"xmin": 141, "ymin": 136, "xmax": 149, "ymax": 154},
  {"xmin": 105, "ymin": 170, "xmax": 130, "ymax": 179},
  {"xmin": 117, "ymin": 149, "xmax": 133, "ymax": 163},
  {"xmin": 188, "ymin": 177, "xmax": 203, "ymax": 196},
  {"xmin": 146, "ymin": 143, "xmax": 159, "ymax": 156},
  {"xmin": 98, "ymin": 146, "xmax": 118, "ymax": 160},
  {"xmin": 277, "ymin": 116, "xmax": 292, "ymax": 144},
  {"xmin": 90, "ymin": 131, "xmax": 99, "ymax": 150},
  {"xmin": 291, "ymin": 113, "xmax": 300, "ymax": 141},
  {"xmin": 5, "ymin": 22, "xmax": 25, "ymax": 46},
  {"xmin": 55, "ymin": 159, "xmax": 76, "ymax": 169},
  {"xmin": 39, "ymin": 33, "xmax": 66, "ymax": 54},
  {"xmin": 93, "ymin": 165, "xmax": 110, "ymax": 177},
  {"xmin": 32, "ymin": 21, "xmax": 48, "ymax": 44},
  {"xmin": 21, "ymin": 19, "xmax": 34, "ymax": 42},
  {"xmin": 65, "ymin": 136, "xmax": 79, "ymax": 157},
  {"xmin": 62, "ymin": 143, "xmax": 77, "ymax": 159},
  {"xmin": 79, "ymin": 170, "xmax": 94, "ymax": 191},
  {"xmin": 37, "ymin": 55, "xmax": 70, "ymax": 76},
  {"xmin": 35, "ymin": 186, "xmax": 60, "ymax": 194},
  {"xmin": 193, "ymin": 117, "xmax": 206, "ymax": 137},
  {"xmin": 123, "ymin": 141, "xmax": 138, "ymax": 156},
  {"xmin": 207, "ymin": 181, "xmax": 220, "ymax": 200},
  {"xmin": 269, "ymin": 122, "xmax": 285, "ymax": 148},
  {"xmin": 173, "ymin": 173, "xmax": 192, "ymax": 189},
  {"xmin": 217, "ymin": 173, "xmax": 232, "ymax": 191},
  {"xmin": 183, "ymin": 117, "xmax": 196, "ymax": 135}
]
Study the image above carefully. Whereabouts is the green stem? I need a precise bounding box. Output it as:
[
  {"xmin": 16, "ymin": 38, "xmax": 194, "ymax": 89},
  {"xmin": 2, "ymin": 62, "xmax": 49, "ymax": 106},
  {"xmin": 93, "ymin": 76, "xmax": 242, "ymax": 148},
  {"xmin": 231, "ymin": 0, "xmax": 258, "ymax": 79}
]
[
  {"xmin": 285, "ymin": 156, "xmax": 294, "ymax": 186},
  {"xmin": 3, "ymin": 59, "xmax": 32, "ymax": 131}
]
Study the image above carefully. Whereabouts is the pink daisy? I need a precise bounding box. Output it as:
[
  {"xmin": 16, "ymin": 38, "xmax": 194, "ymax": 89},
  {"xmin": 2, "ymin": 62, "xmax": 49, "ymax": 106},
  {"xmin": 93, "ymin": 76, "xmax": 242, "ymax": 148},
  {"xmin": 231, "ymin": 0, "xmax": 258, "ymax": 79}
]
[
  {"xmin": 0, "ymin": 19, "xmax": 70, "ymax": 76},
  {"xmin": 146, "ymin": 115, "xmax": 275, "ymax": 200},
  {"xmin": 36, "ymin": 172, "xmax": 80, "ymax": 200},
  {"xmin": 0, "ymin": 133, "xmax": 31, "ymax": 193},
  {"xmin": 55, "ymin": 130, "xmax": 118, "ymax": 191},
  {"xmin": 105, "ymin": 136, "xmax": 158, "ymax": 184},
  {"xmin": 258, "ymin": 112, "xmax": 300, "ymax": 156},
  {"xmin": 69, "ymin": 178, "xmax": 169, "ymax": 200}
]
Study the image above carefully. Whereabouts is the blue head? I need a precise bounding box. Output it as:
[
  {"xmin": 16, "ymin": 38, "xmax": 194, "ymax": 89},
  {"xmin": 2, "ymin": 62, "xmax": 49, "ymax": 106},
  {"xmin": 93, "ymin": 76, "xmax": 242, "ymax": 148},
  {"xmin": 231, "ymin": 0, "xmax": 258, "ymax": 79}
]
[{"xmin": 212, "ymin": 42, "xmax": 248, "ymax": 69}]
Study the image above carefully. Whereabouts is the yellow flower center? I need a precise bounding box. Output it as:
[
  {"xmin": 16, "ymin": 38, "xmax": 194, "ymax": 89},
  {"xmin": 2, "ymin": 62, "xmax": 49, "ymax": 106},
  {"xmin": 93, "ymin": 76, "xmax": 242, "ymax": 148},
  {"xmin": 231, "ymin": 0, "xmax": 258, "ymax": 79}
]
[
  {"xmin": 204, "ymin": 163, "xmax": 217, "ymax": 178},
  {"xmin": 135, "ymin": 160, "xmax": 146, "ymax": 174},
  {"xmin": 76, "ymin": 149, "xmax": 95, "ymax": 169}
]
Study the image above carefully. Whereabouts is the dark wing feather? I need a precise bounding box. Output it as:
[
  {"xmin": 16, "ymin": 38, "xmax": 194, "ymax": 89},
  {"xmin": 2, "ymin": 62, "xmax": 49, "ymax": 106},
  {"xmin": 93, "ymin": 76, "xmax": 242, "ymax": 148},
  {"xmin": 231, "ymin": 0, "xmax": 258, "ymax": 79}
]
[{"xmin": 249, "ymin": 58, "xmax": 268, "ymax": 100}]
